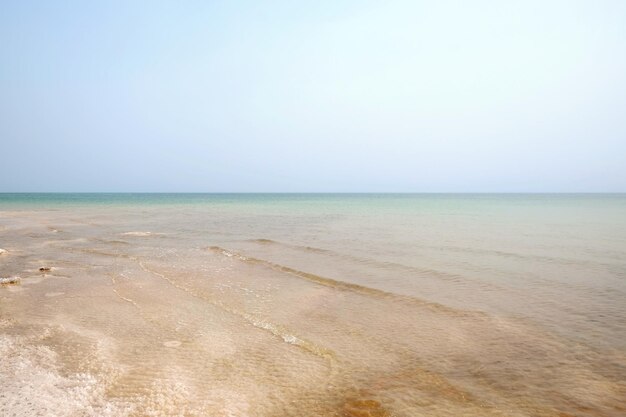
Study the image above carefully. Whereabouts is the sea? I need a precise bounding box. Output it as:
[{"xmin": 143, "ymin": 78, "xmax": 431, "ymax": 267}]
[{"xmin": 0, "ymin": 193, "xmax": 625, "ymax": 416}]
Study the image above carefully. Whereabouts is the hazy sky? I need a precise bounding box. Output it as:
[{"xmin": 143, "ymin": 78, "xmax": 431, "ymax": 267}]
[{"xmin": 1, "ymin": 0, "xmax": 625, "ymax": 192}]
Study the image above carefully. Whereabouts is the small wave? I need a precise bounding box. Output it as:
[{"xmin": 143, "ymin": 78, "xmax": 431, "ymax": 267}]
[
  {"xmin": 249, "ymin": 238, "xmax": 330, "ymax": 254},
  {"xmin": 208, "ymin": 246, "xmax": 465, "ymax": 315},
  {"xmin": 96, "ymin": 239, "xmax": 130, "ymax": 246},
  {"xmin": 247, "ymin": 238, "xmax": 483, "ymax": 286},
  {"xmin": 431, "ymin": 244, "xmax": 606, "ymax": 268},
  {"xmin": 120, "ymin": 231, "xmax": 159, "ymax": 237},
  {"xmin": 251, "ymin": 238, "xmax": 275, "ymax": 244},
  {"xmin": 73, "ymin": 248, "xmax": 136, "ymax": 259}
]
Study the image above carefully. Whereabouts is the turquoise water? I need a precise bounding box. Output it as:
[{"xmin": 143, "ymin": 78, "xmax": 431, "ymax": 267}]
[
  {"xmin": 2, "ymin": 192, "xmax": 626, "ymax": 206},
  {"xmin": 2, "ymin": 193, "xmax": 626, "ymax": 229}
]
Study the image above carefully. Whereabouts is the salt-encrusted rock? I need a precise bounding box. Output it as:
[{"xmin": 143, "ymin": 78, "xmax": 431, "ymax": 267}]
[{"xmin": 0, "ymin": 276, "xmax": 20, "ymax": 285}]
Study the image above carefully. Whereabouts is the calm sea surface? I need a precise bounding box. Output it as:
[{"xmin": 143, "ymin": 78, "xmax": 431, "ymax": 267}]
[{"xmin": 1, "ymin": 193, "xmax": 625, "ymax": 416}]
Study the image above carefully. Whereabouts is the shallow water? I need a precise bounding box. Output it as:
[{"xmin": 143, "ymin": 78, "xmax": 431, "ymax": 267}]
[{"xmin": 1, "ymin": 194, "xmax": 625, "ymax": 416}]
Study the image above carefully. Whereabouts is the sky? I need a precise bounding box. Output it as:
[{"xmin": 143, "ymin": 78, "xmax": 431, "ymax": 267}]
[{"xmin": 1, "ymin": 0, "xmax": 625, "ymax": 192}]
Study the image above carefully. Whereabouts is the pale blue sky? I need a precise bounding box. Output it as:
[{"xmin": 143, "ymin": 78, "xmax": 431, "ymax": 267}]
[{"xmin": 1, "ymin": 0, "xmax": 625, "ymax": 192}]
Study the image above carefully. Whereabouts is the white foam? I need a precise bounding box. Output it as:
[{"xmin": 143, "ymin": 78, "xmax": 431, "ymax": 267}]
[
  {"xmin": 120, "ymin": 232, "xmax": 162, "ymax": 237},
  {"xmin": 0, "ymin": 276, "xmax": 20, "ymax": 285}
]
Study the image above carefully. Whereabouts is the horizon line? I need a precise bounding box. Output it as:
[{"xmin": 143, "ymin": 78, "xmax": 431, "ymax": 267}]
[{"xmin": 1, "ymin": 191, "xmax": 625, "ymax": 195}]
